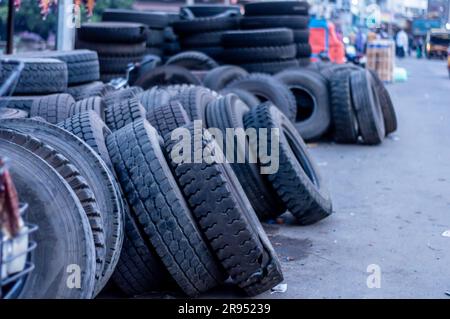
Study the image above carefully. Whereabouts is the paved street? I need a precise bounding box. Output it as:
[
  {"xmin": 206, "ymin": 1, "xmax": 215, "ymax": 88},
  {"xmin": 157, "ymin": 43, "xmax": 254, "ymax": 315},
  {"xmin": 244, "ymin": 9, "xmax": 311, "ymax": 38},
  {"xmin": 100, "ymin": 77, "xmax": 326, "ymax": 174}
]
[{"xmin": 257, "ymin": 57, "xmax": 450, "ymax": 298}]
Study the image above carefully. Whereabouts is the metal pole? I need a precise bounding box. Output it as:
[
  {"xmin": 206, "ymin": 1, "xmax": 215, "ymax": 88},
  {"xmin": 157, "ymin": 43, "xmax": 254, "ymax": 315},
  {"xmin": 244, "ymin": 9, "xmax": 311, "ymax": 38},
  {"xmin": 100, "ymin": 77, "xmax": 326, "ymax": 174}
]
[
  {"xmin": 56, "ymin": 0, "xmax": 75, "ymax": 51},
  {"xmin": 6, "ymin": 0, "xmax": 15, "ymax": 54}
]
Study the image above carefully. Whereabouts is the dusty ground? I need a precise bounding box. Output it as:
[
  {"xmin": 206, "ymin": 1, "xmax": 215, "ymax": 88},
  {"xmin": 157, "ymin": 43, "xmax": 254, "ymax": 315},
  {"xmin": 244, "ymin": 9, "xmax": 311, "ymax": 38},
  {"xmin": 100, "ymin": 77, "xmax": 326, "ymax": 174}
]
[{"xmin": 251, "ymin": 57, "xmax": 450, "ymax": 299}]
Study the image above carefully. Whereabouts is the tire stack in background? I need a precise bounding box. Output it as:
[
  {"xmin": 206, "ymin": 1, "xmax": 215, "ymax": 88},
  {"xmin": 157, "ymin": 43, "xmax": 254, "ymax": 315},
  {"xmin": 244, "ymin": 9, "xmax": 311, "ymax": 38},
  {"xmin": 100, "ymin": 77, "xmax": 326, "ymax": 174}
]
[
  {"xmin": 242, "ymin": 1, "xmax": 312, "ymax": 67},
  {"xmin": 172, "ymin": 5, "xmax": 241, "ymax": 62},
  {"xmin": 102, "ymin": 9, "xmax": 171, "ymax": 58},
  {"xmin": 75, "ymin": 22, "xmax": 147, "ymax": 82},
  {"xmin": 163, "ymin": 13, "xmax": 182, "ymax": 57},
  {"xmin": 221, "ymin": 28, "xmax": 298, "ymax": 74}
]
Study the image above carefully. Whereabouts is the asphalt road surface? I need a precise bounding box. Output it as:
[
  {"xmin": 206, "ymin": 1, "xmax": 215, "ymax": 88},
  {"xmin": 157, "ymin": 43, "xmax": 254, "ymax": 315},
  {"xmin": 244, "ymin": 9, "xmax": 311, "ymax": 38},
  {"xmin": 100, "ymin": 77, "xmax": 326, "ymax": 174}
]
[{"xmin": 253, "ymin": 57, "xmax": 450, "ymax": 299}]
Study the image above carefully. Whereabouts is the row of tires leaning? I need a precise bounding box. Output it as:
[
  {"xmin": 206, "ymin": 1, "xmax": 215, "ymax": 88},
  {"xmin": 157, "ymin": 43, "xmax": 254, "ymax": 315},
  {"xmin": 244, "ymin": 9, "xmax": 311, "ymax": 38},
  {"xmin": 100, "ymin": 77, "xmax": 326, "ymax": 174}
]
[{"xmin": 0, "ymin": 54, "xmax": 333, "ymax": 298}]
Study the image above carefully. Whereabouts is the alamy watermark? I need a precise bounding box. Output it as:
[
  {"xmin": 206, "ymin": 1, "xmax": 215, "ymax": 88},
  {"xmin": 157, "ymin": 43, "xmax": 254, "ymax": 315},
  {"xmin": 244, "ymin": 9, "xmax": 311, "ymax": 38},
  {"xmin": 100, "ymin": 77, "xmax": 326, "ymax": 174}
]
[
  {"xmin": 170, "ymin": 120, "xmax": 280, "ymax": 174},
  {"xmin": 366, "ymin": 264, "xmax": 381, "ymax": 289}
]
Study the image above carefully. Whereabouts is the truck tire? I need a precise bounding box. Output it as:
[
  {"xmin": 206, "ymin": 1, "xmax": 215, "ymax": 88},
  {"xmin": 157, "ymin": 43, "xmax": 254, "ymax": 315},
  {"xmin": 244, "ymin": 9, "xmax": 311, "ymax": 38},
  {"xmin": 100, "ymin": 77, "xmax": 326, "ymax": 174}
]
[
  {"xmin": 244, "ymin": 1, "xmax": 310, "ymax": 16},
  {"xmin": 78, "ymin": 22, "xmax": 148, "ymax": 44},
  {"xmin": 239, "ymin": 59, "xmax": 299, "ymax": 74},
  {"xmin": 220, "ymin": 88, "xmax": 260, "ymax": 108},
  {"xmin": 223, "ymin": 44, "xmax": 296, "ymax": 63},
  {"xmin": 133, "ymin": 65, "xmax": 201, "ymax": 90},
  {"xmin": 70, "ymin": 96, "xmax": 106, "ymax": 121},
  {"xmin": 165, "ymin": 123, "xmax": 283, "ymax": 296},
  {"xmin": 105, "ymin": 97, "xmax": 146, "ymax": 132},
  {"xmin": 205, "ymin": 94, "xmax": 286, "ymax": 219},
  {"xmin": 165, "ymin": 51, "xmax": 219, "ymax": 71},
  {"xmin": 1, "ymin": 139, "xmax": 95, "ymax": 298},
  {"xmin": 275, "ymin": 69, "xmax": 330, "ymax": 140},
  {"xmin": 222, "ymin": 28, "xmax": 294, "ymax": 47},
  {"xmin": 369, "ymin": 70, "xmax": 397, "ymax": 135},
  {"xmin": 29, "ymin": 94, "xmax": 75, "ymax": 124},
  {"xmin": 106, "ymin": 119, "xmax": 223, "ymax": 296},
  {"xmin": 146, "ymin": 100, "xmax": 190, "ymax": 138},
  {"xmin": 350, "ymin": 69, "xmax": 385, "ymax": 144},
  {"xmin": 226, "ymin": 73, "xmax": 296, "ymax": 121},
  {"xmin": 240, "ymin": 16, "xmax": 309, "ymax": 30},
  {"xmin": 244, "ymin": 103, "xmax": 333, "ymax": 225},
  {"xmin": 203, "ymin": 65, "xmax": 248, "ymax": 91}
]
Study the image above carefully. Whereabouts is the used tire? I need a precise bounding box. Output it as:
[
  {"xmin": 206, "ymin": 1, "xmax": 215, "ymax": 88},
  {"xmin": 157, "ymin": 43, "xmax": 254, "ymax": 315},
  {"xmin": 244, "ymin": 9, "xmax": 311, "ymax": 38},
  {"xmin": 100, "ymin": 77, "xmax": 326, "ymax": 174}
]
[
  {"xmin": 220, "ymin": 88, "xmax": 260, "ymax": 108},
  {"xmin": 165, "ymin": 51, "xmax": 219, "ymax": 71},
  {"xmin": 138, "ymin": 86, "xmax": 171, "ymax": 112},
  {"xmin": 223, "ymin": 44, "xmax": 296, "ymax": 63},
  {"xmin": 240, "ymin": 16, "xmax": 309, "ymax": 30},
  {"xmin": 70, "ymin": 96, "xmax": 106, "ymax": 121},
  {"xmin": 29, "ymin": 94, "xmax": 75, "ymax": 124},
  {"xmin": 244, "ymin": 1, "xmax": 310, "ymax": 16},
  {"xmin": 102, "ymin": 9, "xmax": 169, "ymax": 29},
  {"xmin": 239, "ymin": 59, "xmax": 299, "ymax": 74},
  {"xmin": 173, "ymin": 16, "xmax": 239, "ymax": 35},
  {"xmin": 203, "ymin": 65, "xmax": 248, "ymax": 91},
  {"xmin": 275, "ymin": 69, "xmax": 331, "ymax": 140},
  {"xmin": 106, "ymin": 119, "xmax": 223, "ymax": 296},
  {"xmin": 146, "ymin": 100, "xmax": 190, "ymax": 138},
  {"xmin": 329, "ymin": 70, "xmax": 359, "ymax": 143},
  {"xmin": 0, "ymin": 58, "xmax": 68, "ymax": 95},
  {"xmin": 167, "ymin": 85, "xmax": 218, "ymax": 120},
  {"xmin": 165, "ymin": 123, "xmax": 283, "ymax": 296},
  {"xmin": 66, "ymin": 81, "xmax": 115, "ymax": 101},
  {"xmin": 75, "ymin": 41, "xmax": 146, "ymax": 57},
  {"xmin": 179, "ymin": 31, "xmax": 224, "ymax": 47},
  {"xmin": 0, "ymin": 108, "xmax": 28, "ymax": 119},
  {"xmin": 205, "ymin": 94, "xmax": 286, "ymax": 219},
  {"xmin": 133, "ymin": 65, "xmax": 201, "ymax": 90},
  {"xmin": 77, "ymin": 22, "xmax": 148, "ymax": 44},
  {"xmin": 244, "ymin": 103, "xmax": 333, "ymax": 225},
  {"xmin": 350, "ymin": 69, "xmax": 385, "ymax": 144},
  {"xmin": 105, "ymin": 97, "xmax": 146, "ymax": 132},
  {"xmin": 369, "ymin": 70, "xmax": 397, "ymax": 135},
  {"xmin": 226, "ymin": 73, "xmax": 297, "ymax": 121},
  {"xmin": 182, "ymin": 5, "xmax": 241, "ymax": 17},
  {"xmin": 0, "ymin": 139, "xmax": 95, "ymax": 298},
  {"xmin": 0, "ymin": 118, "xmax": 124, "ymax": 293},
  {"xmin": 222, "ymin": 28, "xmax": 294, "ymax": 47},
  {"xmin": 14, "ymin": 50, "xmax": 100, "ymax": 85}
]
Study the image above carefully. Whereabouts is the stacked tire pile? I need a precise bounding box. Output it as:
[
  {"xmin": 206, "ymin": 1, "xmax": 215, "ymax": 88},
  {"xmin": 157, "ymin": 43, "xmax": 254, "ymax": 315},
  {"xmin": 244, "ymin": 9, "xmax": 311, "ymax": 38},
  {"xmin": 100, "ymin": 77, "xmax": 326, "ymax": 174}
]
[
  {"xmin": 102, "ymin": 9, "xmax": 171, "ymax": 58},
  {"xmin": 75, "ymin": 22, "xmax": 147, "ymax": 82},
  {"xmin": 241, "ymin": 1, "xmax": 312, "ymax": 67},
  {"xmin": 0, "ymin": 52, "xmax": 336, "ymax": 298},
  {"xmin": 172, "ymin": 5, "xmax": 241, "ymax": 61}
]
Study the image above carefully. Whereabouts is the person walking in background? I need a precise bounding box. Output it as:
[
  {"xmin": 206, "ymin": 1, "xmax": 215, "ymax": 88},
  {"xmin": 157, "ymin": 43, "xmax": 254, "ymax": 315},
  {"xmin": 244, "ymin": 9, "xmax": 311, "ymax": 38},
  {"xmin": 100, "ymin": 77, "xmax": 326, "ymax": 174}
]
[{"xmin": 396, "ymin": 29, "xmax": 408, "ymax": 58}]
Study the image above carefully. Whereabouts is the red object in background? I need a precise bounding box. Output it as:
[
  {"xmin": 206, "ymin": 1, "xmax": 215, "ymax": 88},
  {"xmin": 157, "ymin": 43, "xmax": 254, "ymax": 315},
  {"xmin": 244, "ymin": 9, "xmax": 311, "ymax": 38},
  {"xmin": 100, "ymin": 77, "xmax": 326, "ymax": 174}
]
[
  {"xmin": 309, "ymin": 19, "xmax": 345, "ymax": 64},
  {"xmin": 0, "ymin": 158, "xmax": 20, "ymax": 237}
]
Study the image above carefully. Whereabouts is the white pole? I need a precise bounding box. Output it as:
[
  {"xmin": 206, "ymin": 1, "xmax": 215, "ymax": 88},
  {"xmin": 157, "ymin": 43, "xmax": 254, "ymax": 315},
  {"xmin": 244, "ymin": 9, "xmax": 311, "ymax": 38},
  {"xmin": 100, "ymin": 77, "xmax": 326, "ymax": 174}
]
[{"xmin": 56, "ymin": 0, "xmax": 75, "ymax": 51}]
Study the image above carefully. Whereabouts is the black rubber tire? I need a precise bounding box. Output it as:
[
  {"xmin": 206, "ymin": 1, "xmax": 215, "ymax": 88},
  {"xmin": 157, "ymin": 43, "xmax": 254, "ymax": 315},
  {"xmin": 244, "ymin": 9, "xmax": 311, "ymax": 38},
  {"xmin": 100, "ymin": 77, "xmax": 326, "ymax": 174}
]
[
  {"xmin": 179, "ymin": 31, "xmax": 224, "ymax": 47},
  {"xmin": 69, "ymin": 96, "xmax": 106, "ymax": 121},
  {"xmin": 99, "ymin": 55, "xmax": 143, "ymax": 74},
  {"xmin": 103, "ymin": 86, "xmax": 143, "ymax": 108},
  {"xmin": 0, "ymin": 139, "xmax": 95, "ymax": 298},
  {"xmin": 133, "ymin": 65, "xmax": 201, "ymax": 90},
  {"xmin": 29, "ymin": 93, "xmax": 75, "ymax": 124},
  {"xmin": 0, "ymin": 129, "xmax": 106, "ymax": 295},
  {"xmin": 165, "ymin": 123, "xmax": 283, "ymax": 295},
  {"xmin": 78, "ymin": 22, "xmax": 148, "ymax": 44},
  {"xmin": 0, "ymin": 108, "xmax": 28, "ymax": 119},
  {"xmin": 146, "ymin": 100, "xmax": 190, "ymax": 138},
  {"xmin": 0, "ymin": 119, "xmax": 123, "ymax": 293},
  {"xmin": 203, "ymin": 65, "xmax": 248, "ymax": 91},
  {"xmin": 144, "ymin": 47, "xmax": 164, "ymax": 57},
  {"xmin": 226, "ymin": 73, "xmax": 297, "ymax": 121},
  {"xmin": 182, "ymin": 5, "xmax": 241, "ymax": 17},
  {"xmin": 57, "ymin": 111, "xmax": 124, "ymax": 292},
  {"xmin": 244, "ymin": 1, "xmax": 310, "ymax": 16},
  {"xmin": 296, "ymin": 43, "xmax": 312, "ymax": 57},
  {"xmin": 75, "ymin": 40, "xmax": 146, "ymax": 57},
  {"xmin": 350, "ymin": 69, "xmax": 385, "ymax": 145},
  {"xmin": 105, "ymin": 97, "xmax": 146, "ymax": 132},
  {"xmin": 205, "ymin": 94, "xmax": 286, "ymax": 219},
  {"xmin": 220, "ymin": 88, "xmax": 260, "ymax": 108},
  {"xmin": 186, "ymin": 46, "xmax": 224, "ymax": 60},
  {"xmin": 0, "ymin": 58, "xmax": 68, "ymax": 95},
  {"xmin": 173, "ymin": 16, "xmax": 240, "ymax": 35},
  {"xmin": 239, "ymin": 59, "xmax": 299, "ymax": 74},
  {"xmin": 138, "ymin": 86, "xmax": 171, "ymax": 112},
  {"xmin": 223, "ymin": 44, "xmax": 296, "ymax": 63},
  {"xmin": 369, "ymin": 70, "xmax": 397, "ymax": 135},
  {"xmin": 14, "ymin": 50, "xmax": 100, "ymax": 85},
  {"xmin": 66, "ymin": 81, "xmax": 115, "ymax": 101},
  {"xmin": 319, "ymin": 63, "xmax": 359, "ymax": 81},
  {"xmin": 329, "ymin": 70, "xmax": 359, "ymax": 143},
  {"xmin": 167, "ymin": 85, "xmax": 218, "ymax": 120},
  {"xmin": 293, "ymin": 29, "xmax": 310, "ymax": 43},
  {"xmin": 146, "ymin": 29, "xmax": 165, "ymax": 46},
  {"xmin": 240, "ymin": 16, "xmax": 309, "ymax": 30},
  {"xmin": 0, "ymin": 96, "xmax": 37, "ymax": 111},
  {"xmin": 112, "ymin": 209, "xmax": 169, "ymax": 296},
  {"xmin": 165, "ymin": 51, "xmax": 219, "ymax": 71},
  {"xmin": 275, "ymin": 69, "xmax": 331, "ymax": 140},
  {"xmin": 102, "ymin": 9, "xmax": 169, "ymax": 29},
  {"xmin": 243, "ymin": 103, "xmax": 333, "ymax": 225},
  {"xmin": 222, "ymin": 28, "xmax": 294, "ymax": 47},
  {"xmin": 106, "ymin": 119, "xmax": 223, "ymax": 296},
  {"xmin": 298, "ymin": 57, "xmax": 311, "ymax": 66}
]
